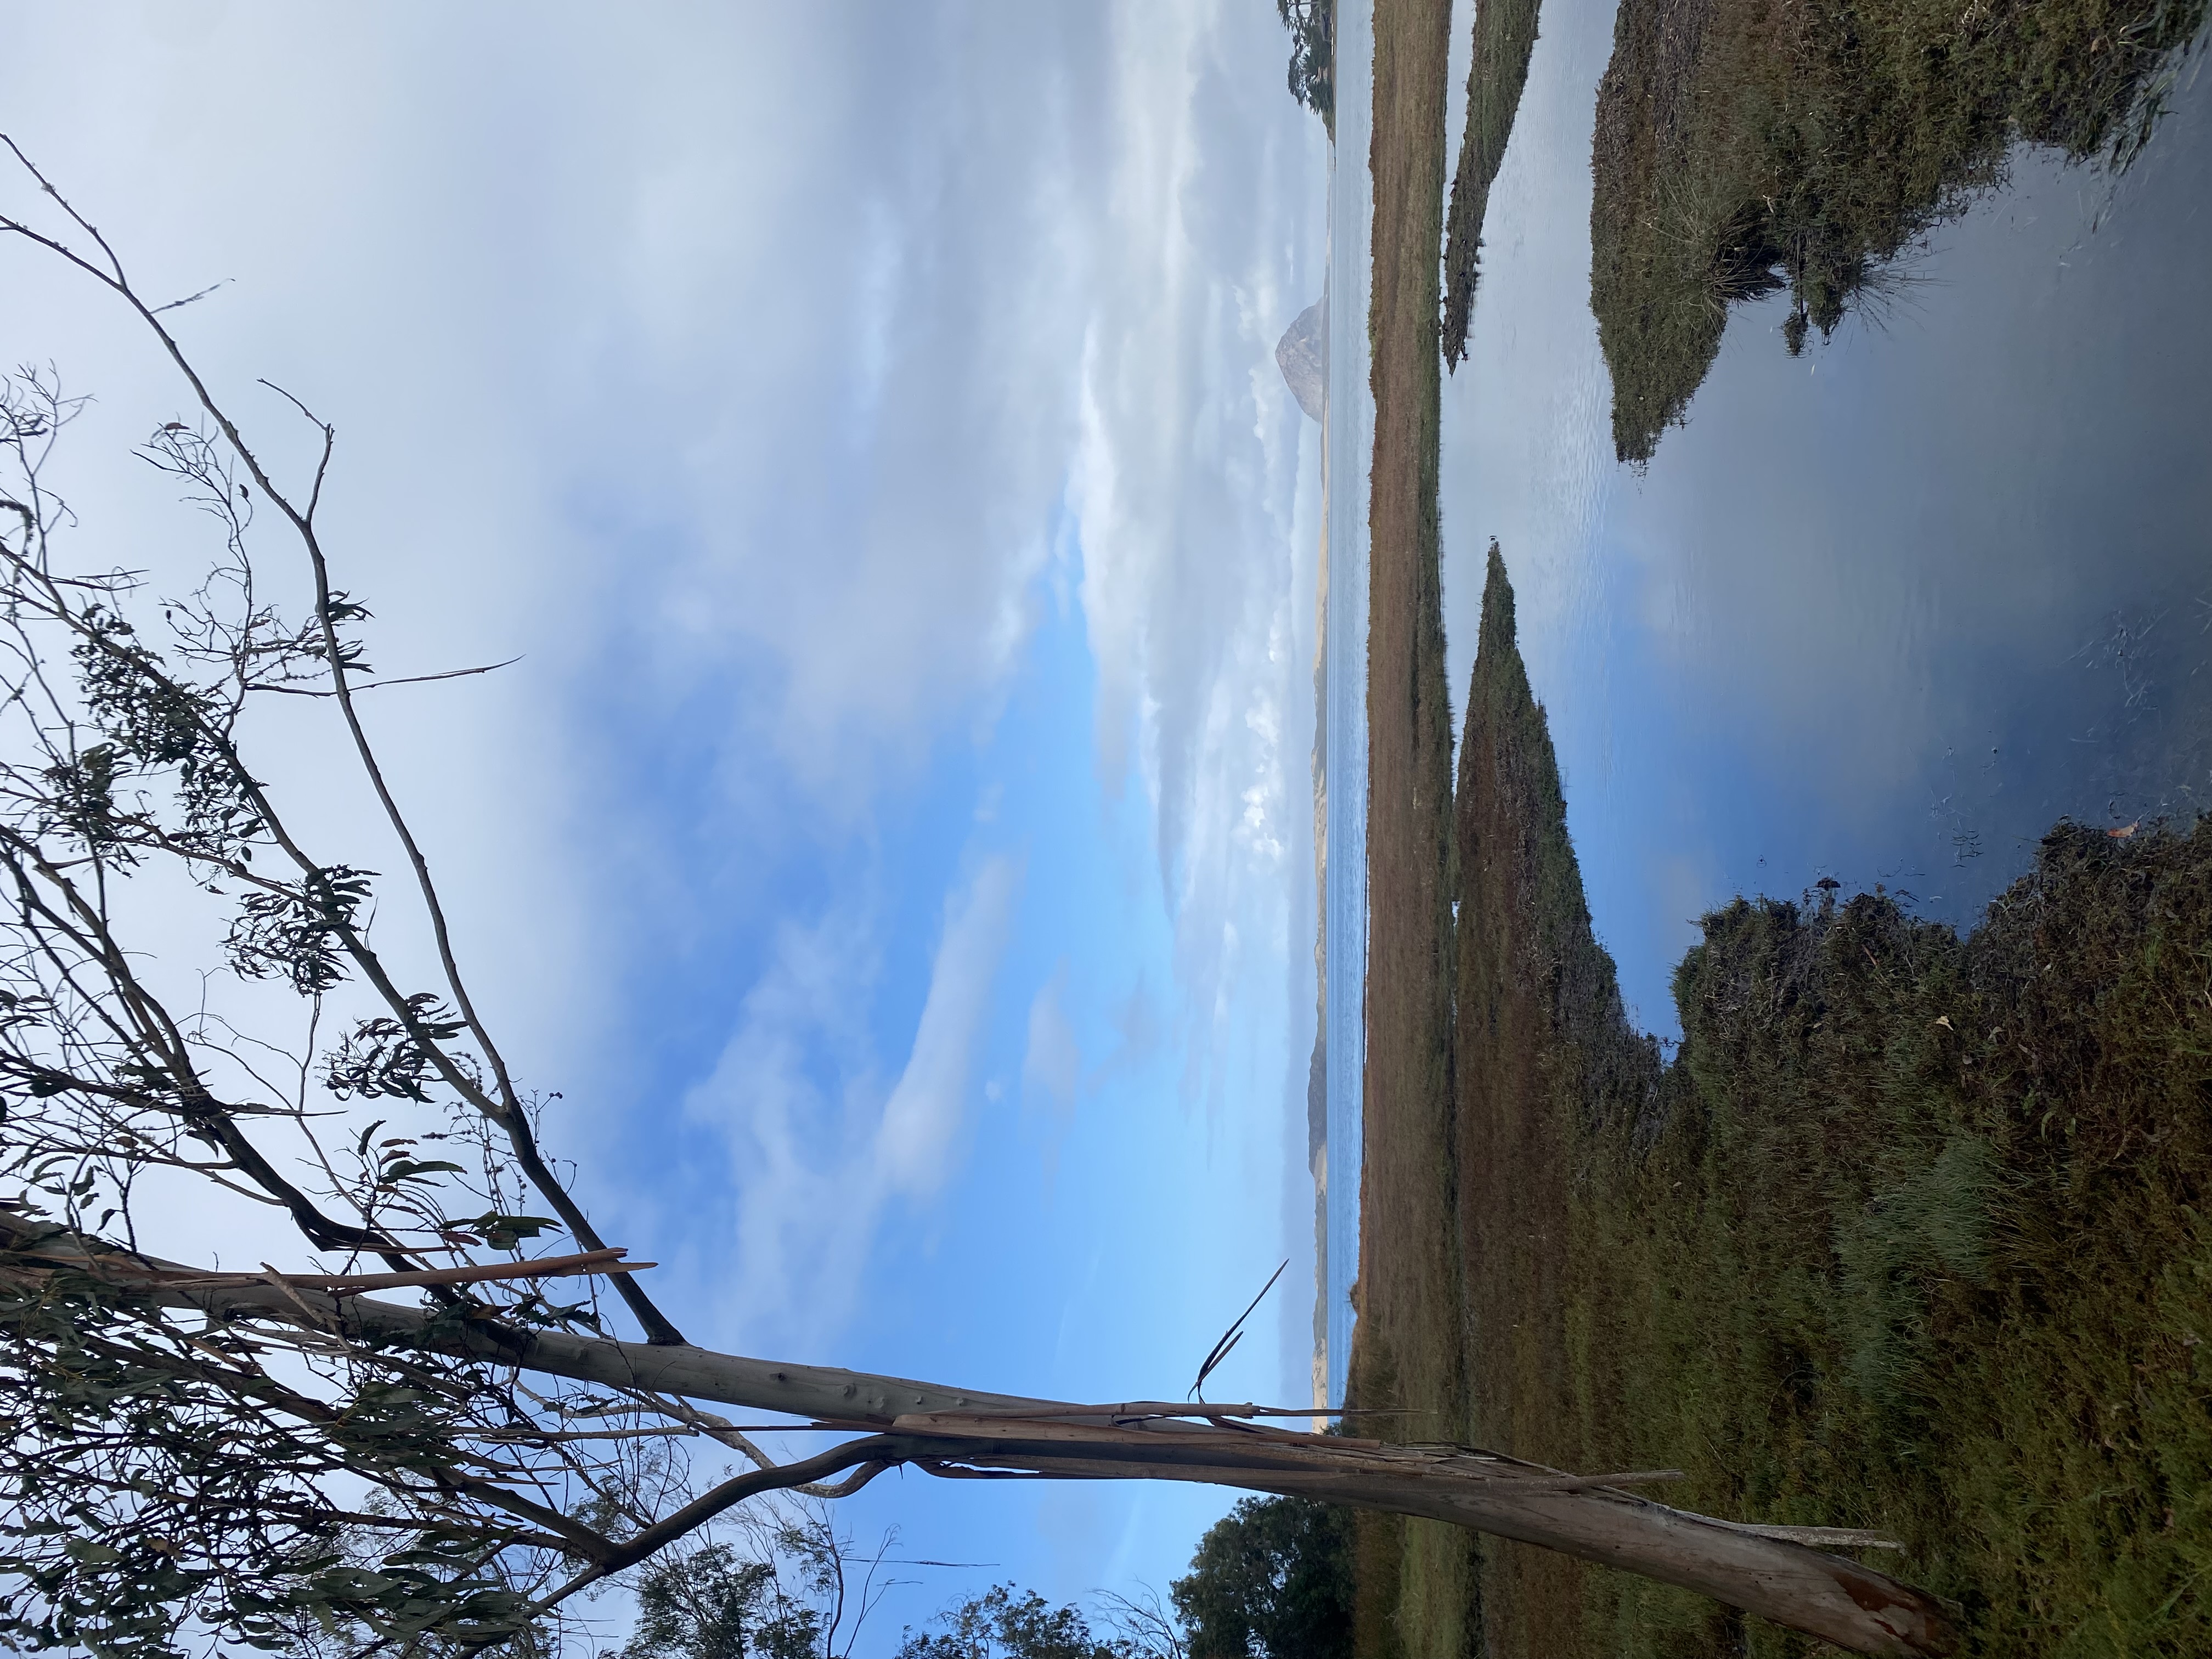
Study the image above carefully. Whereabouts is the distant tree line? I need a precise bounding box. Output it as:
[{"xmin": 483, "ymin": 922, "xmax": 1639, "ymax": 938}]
[
  {"xmin": 1276, "ymin": 0, "xmax": 1335, "ymax": 131},
  {"xmin": 619, "ymin": 1496, "xmax": 1353, "ymax": 1659}
]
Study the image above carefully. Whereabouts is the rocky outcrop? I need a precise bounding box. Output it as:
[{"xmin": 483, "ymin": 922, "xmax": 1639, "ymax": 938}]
[{"xmin": 1276, "ymin": 297, "xmax": 1328, "ymax": 422}]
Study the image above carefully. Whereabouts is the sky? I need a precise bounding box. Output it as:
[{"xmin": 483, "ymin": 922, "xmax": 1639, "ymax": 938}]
[{"xmin": 0, "ymin": 1, "xmax": 1329, "ymax": 1638}]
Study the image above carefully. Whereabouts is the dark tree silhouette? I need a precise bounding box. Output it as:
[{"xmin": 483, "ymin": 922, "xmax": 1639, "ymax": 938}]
[
  {"xmin": 1276, "ymin": 1, "xmax": 1336, "ymax": 130},
  {"xmin": 1171, "ymin": 1498, "xmax": 1351, "ymax": 1659}
]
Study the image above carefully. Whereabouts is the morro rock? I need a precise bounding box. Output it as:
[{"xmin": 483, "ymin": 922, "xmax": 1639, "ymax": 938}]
[{"xmin": 1276, "ymin": 296, "xmax": 1327, "ymax": 422}]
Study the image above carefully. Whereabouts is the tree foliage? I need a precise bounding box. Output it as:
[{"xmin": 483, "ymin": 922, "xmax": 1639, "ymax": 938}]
[
  {"xmin": 895, "ymin": 1583, "xmax": 1188, "ymax": 1659},
  {"xmin": 619, "ymin": 1508, "xmax": 896, "ymax": 1659},
  {"xmin": 896, "ymin": 1586, "xmax": 1122, "ymax": 1659},
  {"xmin": 1169, "ymin": 1498, "xmax": 1351, "ymax": 1659},
  {"xmin": 0, "ymin": 153, "xmax": 811, "ymax": 1657},
  {"xmin": 1276, "ymin": 1, "xmax": 1336, "ymax": 131},
  {"xmin": 887, "ymin": 1497, "xmax": 1352, "ymax": 1659}
]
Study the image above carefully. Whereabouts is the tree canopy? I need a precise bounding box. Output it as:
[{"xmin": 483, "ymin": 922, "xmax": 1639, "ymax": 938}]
[
  {"xmin": 1275, "ymin": 1, "xmax": 1336, "ymax": 130},
  {"xmin": 1171, "ymin": 1498, "xmax": 1351, "ymax": 1659},
  {"xmin": 895, "ymin": 1586, "xmax": 1132, "ymax": 1659}
]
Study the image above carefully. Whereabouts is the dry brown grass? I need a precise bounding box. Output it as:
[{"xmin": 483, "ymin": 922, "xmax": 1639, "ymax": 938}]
[{"xmin": 1348, "ymin": 2, "xmax": 1473, "ymax": 1656}]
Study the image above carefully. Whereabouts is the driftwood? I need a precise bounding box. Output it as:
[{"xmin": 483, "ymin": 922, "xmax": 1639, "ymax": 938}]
[{"xmin": 7, "ymin": 1218, "xmax": 1957, "ymax": 1657}]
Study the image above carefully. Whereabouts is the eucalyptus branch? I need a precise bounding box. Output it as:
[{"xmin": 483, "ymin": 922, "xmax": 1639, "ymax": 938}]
[
  {"xmin": 0, "ymin": 148, "xmax": 684, "ymax": 1345},
  {"xmin": 522, "ymin": 1442, "xmax": 901, "ymax": 1620}
]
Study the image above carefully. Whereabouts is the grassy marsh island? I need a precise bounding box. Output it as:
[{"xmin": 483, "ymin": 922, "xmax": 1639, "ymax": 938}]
[
  {"xmin": 1440, "ymin": 0, "xmax": 1548, "ymax": 363},
  {"xmin": 1589, "ymin": 0, "xmax": 2210, "ymax": 460}
]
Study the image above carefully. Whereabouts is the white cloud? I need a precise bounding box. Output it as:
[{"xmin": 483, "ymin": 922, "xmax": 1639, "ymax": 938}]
[
  {"xmin": 682, "ymin": 856, "xmax": 1018, "ymax": 1348},
  {"xmin": 1020, "ymin": 960, "xmax": 1082, "ymax": 1121},
  {"xmin": 873, "ymin": 857, "xmax": 1020, "ymax": 1198},
  {"xmin": 1066, "ymin": 0, "xmax": 1325, "ymax": 1116},
  {"xmin": 0, "ymin": 0, "xmax": 1323, "ymax": 1360}
]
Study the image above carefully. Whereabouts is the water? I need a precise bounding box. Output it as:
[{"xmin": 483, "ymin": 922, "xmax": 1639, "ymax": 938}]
[
  {"xmin": 1317, "ymin": 0, "xmax": 2211, "ymax": 1399},
  {"xmin": 1440, "ymin": 0, "xmax": 2212, "ymax": 1036},
  {"xmin": 1319, "ymin": 0, "xmax": 1375, "ymax": 1412}
]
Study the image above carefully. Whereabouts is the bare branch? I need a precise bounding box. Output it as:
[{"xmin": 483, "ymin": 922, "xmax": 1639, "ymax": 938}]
[
  {"xmin": 1, "ymin": 136, "xmax": 686, "ymax": 1345},
  {"xmin": 251, "ymin": 656, "xmax": 523, "ymax": 697},
  {"xmin": 151, "ymin": 278, "xmax": 231, "ymax": 314},
  {"xmin": 109, "ymin": 1245, "xmax": 654, "ymax": 1294}
]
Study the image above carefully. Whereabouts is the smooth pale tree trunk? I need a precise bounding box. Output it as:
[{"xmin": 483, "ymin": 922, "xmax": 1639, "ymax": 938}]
[{"xmin": 42, "ymin": 1234, "xmax": 1956, "ymax": 1659}]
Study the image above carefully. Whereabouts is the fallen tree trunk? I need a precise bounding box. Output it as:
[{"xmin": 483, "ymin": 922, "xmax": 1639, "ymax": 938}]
[{"xmin": 6, "ymin": 1220, "xmax": 1959, "ymax": 1656}]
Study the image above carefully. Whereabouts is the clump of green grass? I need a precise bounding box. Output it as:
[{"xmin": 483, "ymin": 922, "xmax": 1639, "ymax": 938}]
[
  {"xmin": 1588, "ymin": 0, "xmax": 2210, "ymax": 461},
  {"xmin": 1568, "ymin": 821, "xmax": 2212, "ymax": 1656},
  {"xmin": 1355, "ymin": 549, "xmax": 2212, "ymax": 1658}
]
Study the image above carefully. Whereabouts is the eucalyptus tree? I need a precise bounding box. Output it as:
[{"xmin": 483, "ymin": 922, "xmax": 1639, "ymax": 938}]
[
  {"xmin": 619, "ymin": 1505, "xmax": 902, "ymax": 1659},
  {"xmin": 0, "ymin": 145, "xmax": 1959, "ymax": 1659}
]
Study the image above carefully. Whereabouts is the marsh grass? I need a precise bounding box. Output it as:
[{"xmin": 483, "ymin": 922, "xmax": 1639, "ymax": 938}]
[
  {"xmin": 1561, "ymin": 825, "xmax": 2212, "ymax": 1656},
  {"xmin": 1441, "ymin": 0, "xmax": 1546, "ymax": 364},
  {"xmin": 1348, "ymin": 6, "xmax": 1475, "ymax": 1658},
  {"xmin": 1588, "ymin": 0, "xmax": 2211, "ymax": 460},
  {"xmin": 1351, "ymin": 548, "xmax": 2212, "ymax": 1657}
]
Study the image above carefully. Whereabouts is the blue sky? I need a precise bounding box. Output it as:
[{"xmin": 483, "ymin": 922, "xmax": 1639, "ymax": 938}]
[{"xmin": 0, "ymin": 0, "xmax": 1329, "ymax": 1639}]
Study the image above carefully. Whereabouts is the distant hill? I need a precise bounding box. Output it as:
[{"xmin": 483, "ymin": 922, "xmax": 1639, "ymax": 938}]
[{"xmin": 1277, "ymin": 298, "xmax": 1328, "ymax": 422}]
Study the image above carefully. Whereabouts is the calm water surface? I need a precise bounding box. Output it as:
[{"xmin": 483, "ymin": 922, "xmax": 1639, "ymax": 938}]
[
  {"xmin": 1322, "ymin": 0, "xmax": 2211, "ymax": 1400},
  {"xmin": 1320, "ymin": 0, "xmax": 1374, "ymax": 1410},
  {"xmin": 1443, "ymin": 0, "xmax": 2212, "ymax": 1033}
]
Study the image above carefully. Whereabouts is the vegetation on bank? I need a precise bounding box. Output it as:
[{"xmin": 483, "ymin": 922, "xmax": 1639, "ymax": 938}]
[
  {"xmin": 1555, "ymin": 819, "xmax": 2212, "ymax": 1657},
  {"xmin": 1440, "ymin": 0, "xmax": 1545, "ymax": 364},
  {"xmin": 1588, "ymin": 0, "xmax": 2210, "ymax": 461},
  {"xmin": 1177, "ymin": 1497, "xmax": 1356, "ymax": 1659},
  {"xmin": 1351, "ymin": 548, "xmax": 2212, "ymax": 1656}
]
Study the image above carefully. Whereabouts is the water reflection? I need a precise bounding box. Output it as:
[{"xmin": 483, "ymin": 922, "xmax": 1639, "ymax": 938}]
[{"xmin": 1442, "ymin": 0, "xmax": 2212, "ymax": 1035}]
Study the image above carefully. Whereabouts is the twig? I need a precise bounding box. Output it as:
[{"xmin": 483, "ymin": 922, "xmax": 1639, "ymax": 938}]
[
  {"xmin": 1190, "ymin": 1259, "xmax": 1288, "ymax": 1402},
  {"xmin": 251, "ymin": 656, "xmax": 522, "ymax": 697},
  {"xmin": 151, "ymin": 279, "xmax": 230, "ymax": 314}
]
